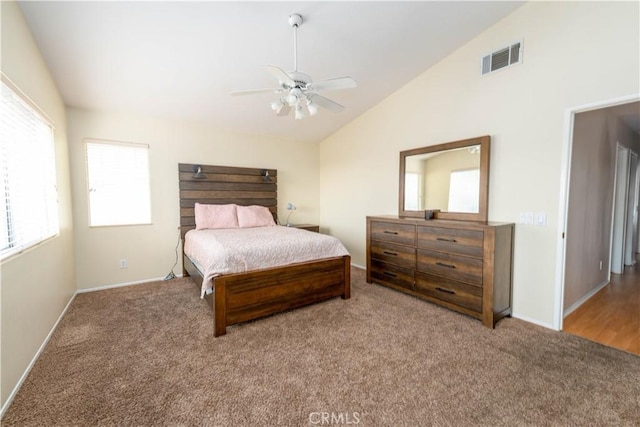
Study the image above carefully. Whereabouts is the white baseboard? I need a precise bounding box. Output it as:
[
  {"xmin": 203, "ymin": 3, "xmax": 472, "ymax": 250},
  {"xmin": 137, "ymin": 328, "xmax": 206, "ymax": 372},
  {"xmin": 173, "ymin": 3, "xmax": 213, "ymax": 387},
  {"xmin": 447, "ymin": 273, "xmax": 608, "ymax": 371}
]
[
  {"xmin": 0, "ymin": 292, "xmax": 76, "ymax": 418},
  {"xmin": 351, "ymin": 262, "xmax": 365, "ymax": 271},
  {"xmin": 513, "ymin": 278, "xmax": 610, "ymax": 332},
  {"xmin": 76, "ymin": 273, "xmax": 184, "ymax": 294},
  {"xmin": 511, "ymin": 313, "xmax": 555, "ymax": 330},
  {"xmin": 563, "ymin": 279, "xmax": 609, "ymax": 318}
]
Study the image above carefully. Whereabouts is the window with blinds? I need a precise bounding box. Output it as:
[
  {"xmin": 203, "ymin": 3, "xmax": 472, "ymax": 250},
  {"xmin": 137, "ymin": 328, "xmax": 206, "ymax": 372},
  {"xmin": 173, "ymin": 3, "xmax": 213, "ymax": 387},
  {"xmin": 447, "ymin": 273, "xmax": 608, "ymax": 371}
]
[
  {"xmin": 85, "ymin": 139, "xmax": 151, "ymax": 227},
  {"xmin": 1, "ymin": 79, "xmax": 59, "ymax": 260}
]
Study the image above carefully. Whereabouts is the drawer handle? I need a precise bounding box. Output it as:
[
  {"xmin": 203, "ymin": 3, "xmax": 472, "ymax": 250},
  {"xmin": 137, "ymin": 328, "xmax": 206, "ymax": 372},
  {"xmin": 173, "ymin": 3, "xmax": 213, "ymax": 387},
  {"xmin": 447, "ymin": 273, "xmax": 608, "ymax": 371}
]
[
  {"xmin": 383, "ymin": 231, "xmax": 399, "ymax": 235},
  {"xmin": 435, "ymin": 262, "xmax": 456, "ymax": 269},
  {"xmin": 383, "ymin": 272, "xmax": 398, "ymax": 278},
  {"xmin": 436, "ymin": 287, "xmax": 456, "ymax": 295},
  {"xmin": 436, "ymin": 237, "xmax": 457, "ymax": 243},
  {"xmin": 383, "ymin": 251, "xmax": 398, "ymax": 256}
]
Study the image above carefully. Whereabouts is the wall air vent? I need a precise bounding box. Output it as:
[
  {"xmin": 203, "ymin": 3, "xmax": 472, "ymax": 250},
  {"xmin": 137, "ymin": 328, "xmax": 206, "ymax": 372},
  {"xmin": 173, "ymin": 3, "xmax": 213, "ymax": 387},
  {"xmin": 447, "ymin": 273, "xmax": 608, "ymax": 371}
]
[{"xmin": 481, "ymin": 41, "xmax": 522, "ymax": 75}]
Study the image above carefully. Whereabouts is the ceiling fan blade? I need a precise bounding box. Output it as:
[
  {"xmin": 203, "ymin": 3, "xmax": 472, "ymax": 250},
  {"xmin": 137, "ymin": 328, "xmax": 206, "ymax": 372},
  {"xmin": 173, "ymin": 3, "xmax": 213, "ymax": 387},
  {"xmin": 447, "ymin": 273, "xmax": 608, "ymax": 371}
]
[
  {"xmin": 231, "ymin": 88, "xmax": 281, "ymax": 96},
  {"xmin": 264, "ymin": 65, "xmax": 296, "ymax": 87},
  {"xmin": 307, "ymin": 77, "xmax": 357, "ymax": 92},
  {"xmin": 277, "ymin": 104, "xmax": 292, "ymax": 117},
  {"xmin": 308, "ymin": 94, "xmax": 344, "ymax": 113}
]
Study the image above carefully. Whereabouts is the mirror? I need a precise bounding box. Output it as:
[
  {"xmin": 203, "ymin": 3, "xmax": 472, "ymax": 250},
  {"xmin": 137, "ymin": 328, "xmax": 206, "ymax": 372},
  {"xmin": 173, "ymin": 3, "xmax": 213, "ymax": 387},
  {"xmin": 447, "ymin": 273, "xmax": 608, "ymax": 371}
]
[{"xmin": 399, "ymin": 136, "xmax": 490, "ymax": 222}]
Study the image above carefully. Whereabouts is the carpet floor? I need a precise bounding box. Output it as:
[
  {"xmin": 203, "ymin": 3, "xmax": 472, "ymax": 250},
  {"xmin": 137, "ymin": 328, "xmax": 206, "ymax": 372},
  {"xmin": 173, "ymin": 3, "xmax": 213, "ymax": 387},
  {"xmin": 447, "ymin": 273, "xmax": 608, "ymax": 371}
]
[{"xmin": 3, "ymin": 268, "xmax": 640, "ymax": 426}]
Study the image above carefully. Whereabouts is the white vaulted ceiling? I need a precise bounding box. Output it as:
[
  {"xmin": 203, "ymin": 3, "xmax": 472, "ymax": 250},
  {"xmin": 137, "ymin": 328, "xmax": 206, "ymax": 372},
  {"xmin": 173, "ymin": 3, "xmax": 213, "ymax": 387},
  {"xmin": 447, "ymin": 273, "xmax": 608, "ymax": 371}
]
[{"xmin": 18, "ymin": 1, "xmax": 525, "ymax": 143}]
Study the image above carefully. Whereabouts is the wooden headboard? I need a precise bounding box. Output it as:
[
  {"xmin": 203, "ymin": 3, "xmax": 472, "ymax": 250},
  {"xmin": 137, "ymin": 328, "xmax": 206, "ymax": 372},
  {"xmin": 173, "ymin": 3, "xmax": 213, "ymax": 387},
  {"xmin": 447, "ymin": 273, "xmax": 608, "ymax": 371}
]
[{"xmin": 178, "ymin": 163, "xmax": 277, "ymax": 239}]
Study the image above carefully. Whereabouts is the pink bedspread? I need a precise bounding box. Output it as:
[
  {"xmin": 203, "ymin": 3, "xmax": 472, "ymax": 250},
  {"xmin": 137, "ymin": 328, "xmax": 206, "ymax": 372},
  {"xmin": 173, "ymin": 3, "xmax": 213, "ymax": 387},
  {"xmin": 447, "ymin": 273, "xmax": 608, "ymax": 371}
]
[{"xmin": 184, "ymin": 226, "xmax": 350, "ymax": 297}]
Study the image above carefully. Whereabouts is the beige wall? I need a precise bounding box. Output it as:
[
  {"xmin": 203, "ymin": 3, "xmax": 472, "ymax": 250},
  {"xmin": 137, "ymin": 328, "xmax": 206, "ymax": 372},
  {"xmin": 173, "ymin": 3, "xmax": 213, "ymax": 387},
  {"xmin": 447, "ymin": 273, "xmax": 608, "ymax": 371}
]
[
  {"xmin": 564, "ymin": 108, "xmax": 640, "ymax": 311},
  {"xmin": 319, "ymin": 1, "xmax": 640, "ymax": 326},
  {"xmin": 1, "ymin": 1, "xmax": 76, "ymax": 407},
  {"xmin": 67, "ymin": 108, "xmax": 320, "ymax": 289}
]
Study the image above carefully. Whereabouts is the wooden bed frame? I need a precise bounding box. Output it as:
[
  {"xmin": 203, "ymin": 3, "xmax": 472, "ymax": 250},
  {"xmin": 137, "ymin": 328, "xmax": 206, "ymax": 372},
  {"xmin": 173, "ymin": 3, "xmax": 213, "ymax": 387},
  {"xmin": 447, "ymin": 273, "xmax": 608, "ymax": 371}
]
[{"xmin": 178, "ymin": 163, "xmax": 350, "ymax": 337}]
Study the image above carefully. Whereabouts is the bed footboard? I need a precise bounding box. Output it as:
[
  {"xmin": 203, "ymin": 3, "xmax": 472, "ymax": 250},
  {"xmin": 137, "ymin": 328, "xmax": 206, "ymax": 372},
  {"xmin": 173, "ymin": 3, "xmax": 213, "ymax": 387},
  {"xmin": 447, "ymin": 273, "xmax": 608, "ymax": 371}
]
[
  {"xmin": 184, "ymin": 252, "xmax": 350, "ymax": 336},
  {"xmin": 212, "ymin": 255, "xmax": 350, "ymax": 336}
]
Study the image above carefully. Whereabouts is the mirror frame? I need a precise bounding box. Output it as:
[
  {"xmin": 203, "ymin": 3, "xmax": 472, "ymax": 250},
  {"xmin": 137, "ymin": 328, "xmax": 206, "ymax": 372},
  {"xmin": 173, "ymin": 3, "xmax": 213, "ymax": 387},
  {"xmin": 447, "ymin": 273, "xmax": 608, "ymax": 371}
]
[{"xmin": 399, "ymin": 135, "xmax": 490, "ymax": 222}]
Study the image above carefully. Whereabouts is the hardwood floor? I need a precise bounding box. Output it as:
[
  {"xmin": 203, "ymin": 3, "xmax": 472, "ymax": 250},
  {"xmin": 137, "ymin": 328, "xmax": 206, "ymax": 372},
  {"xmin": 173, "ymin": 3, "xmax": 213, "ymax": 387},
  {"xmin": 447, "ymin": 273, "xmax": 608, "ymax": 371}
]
[{"xmin": 563, "ymin": 262, "xmax": 640, "ymax": 356}]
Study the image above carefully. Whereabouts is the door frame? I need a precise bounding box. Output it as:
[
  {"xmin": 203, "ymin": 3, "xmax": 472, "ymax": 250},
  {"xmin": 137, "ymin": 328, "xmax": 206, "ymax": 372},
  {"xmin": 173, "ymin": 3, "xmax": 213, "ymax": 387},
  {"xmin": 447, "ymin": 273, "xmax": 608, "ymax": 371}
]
[
  {"xmin": 553, "ymin": 93, "xmax": 640, "ymax": 331},
  {"xmin": 611, "ymin": 143, "xmax": 630, "ymax": 274},
  {"xmin": 624, "ymin": 150, "xmax": 638, "ymax": 266}
]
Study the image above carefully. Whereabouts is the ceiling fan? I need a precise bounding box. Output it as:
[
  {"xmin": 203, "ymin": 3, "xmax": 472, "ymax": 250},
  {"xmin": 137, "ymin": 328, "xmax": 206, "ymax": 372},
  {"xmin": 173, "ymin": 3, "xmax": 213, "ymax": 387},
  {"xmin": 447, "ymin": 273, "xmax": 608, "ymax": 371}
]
[{"xmin": 231, "ymin": 14, "xmax": 357, "ymax": 120}]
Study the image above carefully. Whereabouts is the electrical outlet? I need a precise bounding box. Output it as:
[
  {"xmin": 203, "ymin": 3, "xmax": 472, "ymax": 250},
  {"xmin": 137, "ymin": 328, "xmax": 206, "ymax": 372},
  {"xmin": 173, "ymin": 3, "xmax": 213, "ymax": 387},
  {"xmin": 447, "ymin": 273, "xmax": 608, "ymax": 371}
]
[
  {"xmin": 535, "ymin": 212, "xmax": 547, "ymax": 226},
  {"xmin": 119, "ymin": 259, "xmax": 127, "ymax": 269}
]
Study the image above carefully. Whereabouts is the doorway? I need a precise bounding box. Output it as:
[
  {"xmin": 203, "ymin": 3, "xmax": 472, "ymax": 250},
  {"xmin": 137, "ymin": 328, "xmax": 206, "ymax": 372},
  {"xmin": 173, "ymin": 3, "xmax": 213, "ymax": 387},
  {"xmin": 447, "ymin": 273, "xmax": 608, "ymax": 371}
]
[{"xmin": 556, "ymin": 96, "xmax": 640, "ymax": 352}]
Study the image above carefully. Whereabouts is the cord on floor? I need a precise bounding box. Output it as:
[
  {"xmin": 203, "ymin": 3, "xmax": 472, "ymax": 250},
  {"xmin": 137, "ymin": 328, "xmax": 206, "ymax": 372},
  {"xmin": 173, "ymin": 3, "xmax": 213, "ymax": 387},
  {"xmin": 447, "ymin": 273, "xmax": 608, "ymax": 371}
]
[{"xmin": 163, "ymin": 228, "xmax": 181, "ymax": 281}]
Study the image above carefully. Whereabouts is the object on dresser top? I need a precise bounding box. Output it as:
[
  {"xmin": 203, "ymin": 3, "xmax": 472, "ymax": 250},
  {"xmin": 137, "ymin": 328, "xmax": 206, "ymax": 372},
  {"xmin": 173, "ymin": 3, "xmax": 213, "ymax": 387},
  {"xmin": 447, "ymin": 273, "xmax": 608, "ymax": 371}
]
[
  {"xmin": 366, "ymin": 215, "xmax": 514, "ymax": 328},
  {"xmin": 424, "ymin": 209, "xmax": 440, "ymax": 220}
]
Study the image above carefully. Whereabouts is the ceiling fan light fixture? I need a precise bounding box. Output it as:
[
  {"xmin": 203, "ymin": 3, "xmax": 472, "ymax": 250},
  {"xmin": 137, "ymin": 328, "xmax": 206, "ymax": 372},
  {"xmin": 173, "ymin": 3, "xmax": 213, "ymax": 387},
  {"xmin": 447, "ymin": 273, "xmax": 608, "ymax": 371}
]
[
  {"xmin": 294, "ymin": 104, "xmax": 306, "ymax": 120},
  {"xmin": 271, "ymin": 98, "xmax": 284, "ymax": 113},
  {"xmin": 306, "ymin": 98, "xmax": 318, "ymax": 116},
  {"xmin": 287, "ymin": 88, "xmax": 302, "ymax": 107}
]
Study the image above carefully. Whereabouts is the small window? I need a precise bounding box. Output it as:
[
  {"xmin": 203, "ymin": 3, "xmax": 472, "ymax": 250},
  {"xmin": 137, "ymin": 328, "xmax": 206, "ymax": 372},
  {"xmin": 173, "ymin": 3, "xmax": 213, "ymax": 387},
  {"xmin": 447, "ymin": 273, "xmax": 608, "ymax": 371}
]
[
  {"xmin": 1, "ymin": 78, "xmax": 59, "ymax": 260},
  {"xmin": 85, "ymin": 139, "xmax": 151, "ymax": 227}
]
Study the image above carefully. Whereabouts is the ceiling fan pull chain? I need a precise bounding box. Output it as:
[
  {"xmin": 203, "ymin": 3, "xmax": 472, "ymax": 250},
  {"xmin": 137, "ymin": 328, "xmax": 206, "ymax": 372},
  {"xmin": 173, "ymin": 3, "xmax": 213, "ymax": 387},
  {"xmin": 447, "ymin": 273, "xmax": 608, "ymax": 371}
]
[{"xmin": 292, "ymin": 18, "xmax": 298, "ymax": 72}]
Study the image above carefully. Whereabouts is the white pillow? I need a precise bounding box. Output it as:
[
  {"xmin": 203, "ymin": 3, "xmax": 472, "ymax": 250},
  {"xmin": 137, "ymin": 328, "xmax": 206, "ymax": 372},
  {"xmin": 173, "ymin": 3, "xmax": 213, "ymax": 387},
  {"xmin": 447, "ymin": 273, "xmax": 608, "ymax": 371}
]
[
  {"xmin": 194, "ymin": 203, "xmax": 239, "ymax": 230},
  {"xmin": 236, "ymin": 205, "xmax": 276, "ymax": 228}
]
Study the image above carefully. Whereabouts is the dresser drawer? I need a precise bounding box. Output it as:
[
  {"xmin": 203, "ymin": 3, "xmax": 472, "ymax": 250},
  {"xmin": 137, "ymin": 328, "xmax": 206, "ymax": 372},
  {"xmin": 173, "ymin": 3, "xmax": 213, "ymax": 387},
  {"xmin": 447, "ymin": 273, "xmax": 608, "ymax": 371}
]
[
  {"xmin": 418, "ymin": 226, "xmax": 483, "ymax": 258},
  {"xmin": 417, "ymin": 249, "xmax": 483, "ymax": 286},
  {"xmin": 370, "ymin": 260, "xmax": 414, "ymax": 291},
  {"xmin": 370, "ymin": 241, "xmax": 416, "ymax": 269},
  {"xmin": 415, "ymin": 272, "xmax": 482, "ymax": 313},
  {"xmin": 370, "ymin": 221, "xmax": 415, "ymax": 246}
]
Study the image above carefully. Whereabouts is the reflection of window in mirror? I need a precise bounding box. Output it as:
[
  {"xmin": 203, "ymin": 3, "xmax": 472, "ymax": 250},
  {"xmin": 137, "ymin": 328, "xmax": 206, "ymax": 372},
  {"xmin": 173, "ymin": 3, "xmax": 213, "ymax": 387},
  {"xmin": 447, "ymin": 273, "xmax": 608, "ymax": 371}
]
[
  {"xmin": 448, "ymin": 169, "xmax": 480, "ymax": 213},
  {"xmin": 422, "ymin": 146, "xmax": 481, "ymax": 213},
  {"xmin": 404, "ymin": 173, "xmax": 421, "ymax": 210}
]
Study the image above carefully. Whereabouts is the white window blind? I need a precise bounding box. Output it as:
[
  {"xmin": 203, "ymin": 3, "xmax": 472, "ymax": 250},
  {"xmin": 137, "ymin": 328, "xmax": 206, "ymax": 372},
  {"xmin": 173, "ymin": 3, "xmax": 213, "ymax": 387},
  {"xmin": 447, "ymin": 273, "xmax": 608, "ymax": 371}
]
[
  {"xmin": 86, "ymin": 139, "xmax": 151, "ymax": 226},
  {"xmin": 0, "ymin": 80, "xmax": 59, "ymax": 260}
]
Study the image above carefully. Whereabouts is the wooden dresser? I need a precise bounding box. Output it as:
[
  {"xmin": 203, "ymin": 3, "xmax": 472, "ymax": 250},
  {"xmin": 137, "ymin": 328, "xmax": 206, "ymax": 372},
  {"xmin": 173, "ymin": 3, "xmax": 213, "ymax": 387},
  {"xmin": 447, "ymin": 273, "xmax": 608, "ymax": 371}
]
[{"xmin": 366, "ymin": 215, "xmax": 514, "ymax": 328}]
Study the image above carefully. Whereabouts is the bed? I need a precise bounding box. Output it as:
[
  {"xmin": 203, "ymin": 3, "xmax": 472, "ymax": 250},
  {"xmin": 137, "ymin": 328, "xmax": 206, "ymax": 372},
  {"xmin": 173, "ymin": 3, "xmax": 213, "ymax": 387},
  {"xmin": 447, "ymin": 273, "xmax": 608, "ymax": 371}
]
[{"xmin": 179, "ymin": 163, "xmax": 351, "ymax": 337}]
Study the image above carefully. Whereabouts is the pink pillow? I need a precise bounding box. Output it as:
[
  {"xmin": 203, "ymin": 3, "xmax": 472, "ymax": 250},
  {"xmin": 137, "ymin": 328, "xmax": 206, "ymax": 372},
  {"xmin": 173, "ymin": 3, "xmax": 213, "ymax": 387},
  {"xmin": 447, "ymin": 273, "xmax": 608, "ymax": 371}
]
[
  {"xmin": 194, "ymin": 203, "xmax": 238, "ymax": 230},
  {"xmin": 236, "ymin": 205, "xmax": 276, "ymax": 228}
]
